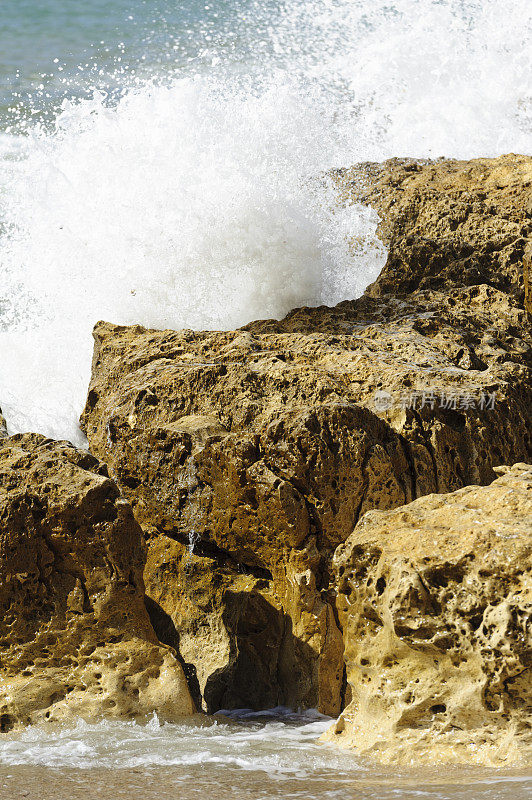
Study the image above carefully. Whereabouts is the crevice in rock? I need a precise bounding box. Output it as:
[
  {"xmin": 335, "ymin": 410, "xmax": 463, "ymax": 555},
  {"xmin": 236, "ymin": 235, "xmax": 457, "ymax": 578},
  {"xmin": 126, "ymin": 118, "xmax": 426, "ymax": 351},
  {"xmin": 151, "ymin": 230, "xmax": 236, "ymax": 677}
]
[
  {"xmin": 399, "ymin": 436, "xmax": 418, "ymax": 501},
  {"xmin": 144, "ymin": 595, "xmax": 202, "ymax": 710},
  {"xmin": 162, "ymin": 527, "xmax": 273, "ymax": 581},
  {"xmin": 327, "ymin": 591, "xmax": 348, "ymax": 711},
  {"xmin": 0, "ymin": 713, "xmax": 15, "ymax": 733},
  {"xmin": 351, "ymin": 445, "xmax": 374, "ymax": 529},
  {"xmin": 412, "ymin": 410, "xmax": 440, "ymax": 493}
]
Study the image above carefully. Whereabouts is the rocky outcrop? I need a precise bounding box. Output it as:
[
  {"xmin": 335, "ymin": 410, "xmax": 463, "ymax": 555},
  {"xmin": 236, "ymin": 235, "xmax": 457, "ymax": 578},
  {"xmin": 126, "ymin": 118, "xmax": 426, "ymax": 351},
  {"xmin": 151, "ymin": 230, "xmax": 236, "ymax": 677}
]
[
  {"xmin": 324, "ymin": 464, "xmax": 532, "ymax": 766},
  {"xmin": 144, "ymin": 535, "xmax": 300, "ymax": 713},
  {"xmin": 0, "ymin": 433, "xmax": 195, "ymax": 729},
  {"xmin": 77, "ymin": 153, "xmax": 531, "ymax": 720},
  {"xmin": 80, "ymin": 284, "xmax": 531, "ymax": 713},
  {"xmin": 335, "ymin": 153, "xmax": 532, "ymax": 305},
  {"xmin": 0, "ymin": 153, "xmax": 528, "ymax": 753}
]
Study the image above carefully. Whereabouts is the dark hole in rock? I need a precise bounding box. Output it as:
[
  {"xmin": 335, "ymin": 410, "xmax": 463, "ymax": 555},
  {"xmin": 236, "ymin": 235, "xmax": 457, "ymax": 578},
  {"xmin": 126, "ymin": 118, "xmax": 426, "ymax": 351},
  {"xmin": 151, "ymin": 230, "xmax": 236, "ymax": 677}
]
[{"xmin": 0, "ymin": 714, "xmax": 14, "ymax": 732}]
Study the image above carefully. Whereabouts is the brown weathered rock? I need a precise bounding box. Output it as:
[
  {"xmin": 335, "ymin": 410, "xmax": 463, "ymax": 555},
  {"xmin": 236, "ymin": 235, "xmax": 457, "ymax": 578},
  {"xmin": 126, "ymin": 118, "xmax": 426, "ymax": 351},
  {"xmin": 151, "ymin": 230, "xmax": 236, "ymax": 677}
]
[
  {"xmin": 324, "ymin": 464, "xmax": 532, "ymax": 766},
  {"xmin": 78, "ymin": 154, "xmax": 532, "ymax": 717},
  {"xmin": 525, "ymin": 240, "xmax": 532, "ymax": 318},
  {"xmin": 0, "ymin": 433, "xmax": 195, "ymax": 729},
  {"xmin": 0, "ymin": 407, "xmax": 6, "ymax": 439},
  {"xmin": 145, "ymin": 534, "xmax": 297, "ymax": 713},
  {"xmin": 335, "ymin": 153, "xmax": 532, "ymax": 303},
  {"xmin": 80, "ymin": 277, "xmax": 531, "ymax": 713}
]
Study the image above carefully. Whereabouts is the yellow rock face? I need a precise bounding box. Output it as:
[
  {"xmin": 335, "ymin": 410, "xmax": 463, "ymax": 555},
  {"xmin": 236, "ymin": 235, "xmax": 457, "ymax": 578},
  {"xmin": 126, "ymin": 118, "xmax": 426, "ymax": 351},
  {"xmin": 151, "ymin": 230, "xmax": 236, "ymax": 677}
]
[
  {"xmin": 80, "ymin": 153, "xmax": 532, "ymax": 717},
  {"xmin": 80, "ymin": 282, "xmax": 531, "ymax": 715},
  {"xmin": 336, "ymin": 153, "xmax": 532, "ymax": 304},
  {"xmin": 0, "ymin": 433, "xmax": 195, "ymax": 729},
  {"xmin": 324, "ymin": 464, "xmax": 532, "ymax": 767}
]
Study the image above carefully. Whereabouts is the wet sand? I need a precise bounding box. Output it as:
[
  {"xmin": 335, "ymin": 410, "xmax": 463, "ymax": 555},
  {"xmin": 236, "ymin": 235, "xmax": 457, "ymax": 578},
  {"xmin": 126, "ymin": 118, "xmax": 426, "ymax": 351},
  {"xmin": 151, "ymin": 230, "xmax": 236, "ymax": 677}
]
[{"xmin": 1, "ymin": 764, "xmax": 531, "ymax": 800}]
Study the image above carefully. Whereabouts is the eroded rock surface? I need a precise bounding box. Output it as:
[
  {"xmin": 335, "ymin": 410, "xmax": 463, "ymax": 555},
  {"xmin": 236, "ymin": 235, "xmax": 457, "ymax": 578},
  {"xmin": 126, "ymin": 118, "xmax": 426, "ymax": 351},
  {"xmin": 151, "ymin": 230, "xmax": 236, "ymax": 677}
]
[
  {"xmin": 144, "ymin": 535, "xmax": 301, "ymax": 713},
  {"xmin": 0, "ymin": 433, "xmax": 195, "ymax": 729},
  {"xmin": 336, "ymin": 153, "xmax": 532, "ymax": 306},
  {"xmin": 81, "ymin": 280, "xmax": 531, "ymax": 713},
  {"xmin": 324, "ymin": 464, "xmax": 532, "ymax": 766},
  {"xmin": 78, "ymin": 153, "xmax": 532, "ymax": 718}
]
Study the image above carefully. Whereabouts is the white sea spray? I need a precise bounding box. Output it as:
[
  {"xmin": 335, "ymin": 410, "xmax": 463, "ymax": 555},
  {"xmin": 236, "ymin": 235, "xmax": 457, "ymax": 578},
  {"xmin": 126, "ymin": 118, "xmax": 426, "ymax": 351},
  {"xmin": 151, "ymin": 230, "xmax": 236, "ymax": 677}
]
[{"xmin": 0, "ymin": 0, "xmax": 530, "ymax": 442}]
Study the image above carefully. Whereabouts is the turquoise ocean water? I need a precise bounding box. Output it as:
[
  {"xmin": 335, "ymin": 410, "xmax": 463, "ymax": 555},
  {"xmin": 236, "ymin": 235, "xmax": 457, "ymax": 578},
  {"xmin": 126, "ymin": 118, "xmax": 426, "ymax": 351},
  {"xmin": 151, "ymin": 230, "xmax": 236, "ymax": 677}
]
[{"xmin": 0, "ymin": 1, "xmax": 269, "ymax": 119}]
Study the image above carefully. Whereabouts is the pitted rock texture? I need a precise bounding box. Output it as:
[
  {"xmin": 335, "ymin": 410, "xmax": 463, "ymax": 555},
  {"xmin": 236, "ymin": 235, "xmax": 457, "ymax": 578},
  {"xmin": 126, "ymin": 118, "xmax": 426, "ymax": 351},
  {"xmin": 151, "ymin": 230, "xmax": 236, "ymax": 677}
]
[
  {"xmin": 0, "ymin": 433, "xmax": 195, "ymax": 729},
  {"xmin": 81, "ymin": 277, "xmax": 531, "ymax": 713},
  {"xmin": 335, "ymin": 154, "xmax": 532, "ymax": 305},
  {"xmin": 324, "ymin": 464, "xmax": 532, "ymax": 766}
]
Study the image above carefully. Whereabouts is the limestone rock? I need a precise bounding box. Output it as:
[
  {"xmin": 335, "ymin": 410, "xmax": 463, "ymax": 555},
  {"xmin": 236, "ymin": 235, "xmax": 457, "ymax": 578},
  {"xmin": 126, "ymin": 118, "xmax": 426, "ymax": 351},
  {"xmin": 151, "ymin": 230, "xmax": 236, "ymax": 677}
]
[
  {"xmin": 335, "ymin": 154, "xmax": 532, "ymax": 304},
  {"xmin": 525, "ymin": 240, "xmax": 532, "ymax": 318},
  {"xmin": 145, "ymin": 534, "xmax": 299, "ymax": 713},
  {"xmin": 79, "ymin": 153, "xmax": 532, "ymax": 716},
  {"xmin": 0, "ymin": 433, "xmax": 195, "ymax": 729},
  {"xmin": 324, "ymin": 464, "xmax": 532, "ymax": 766},
  {"xmin": 80, "ymin": 279, "xmax": 531, "ymax": 713}
]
